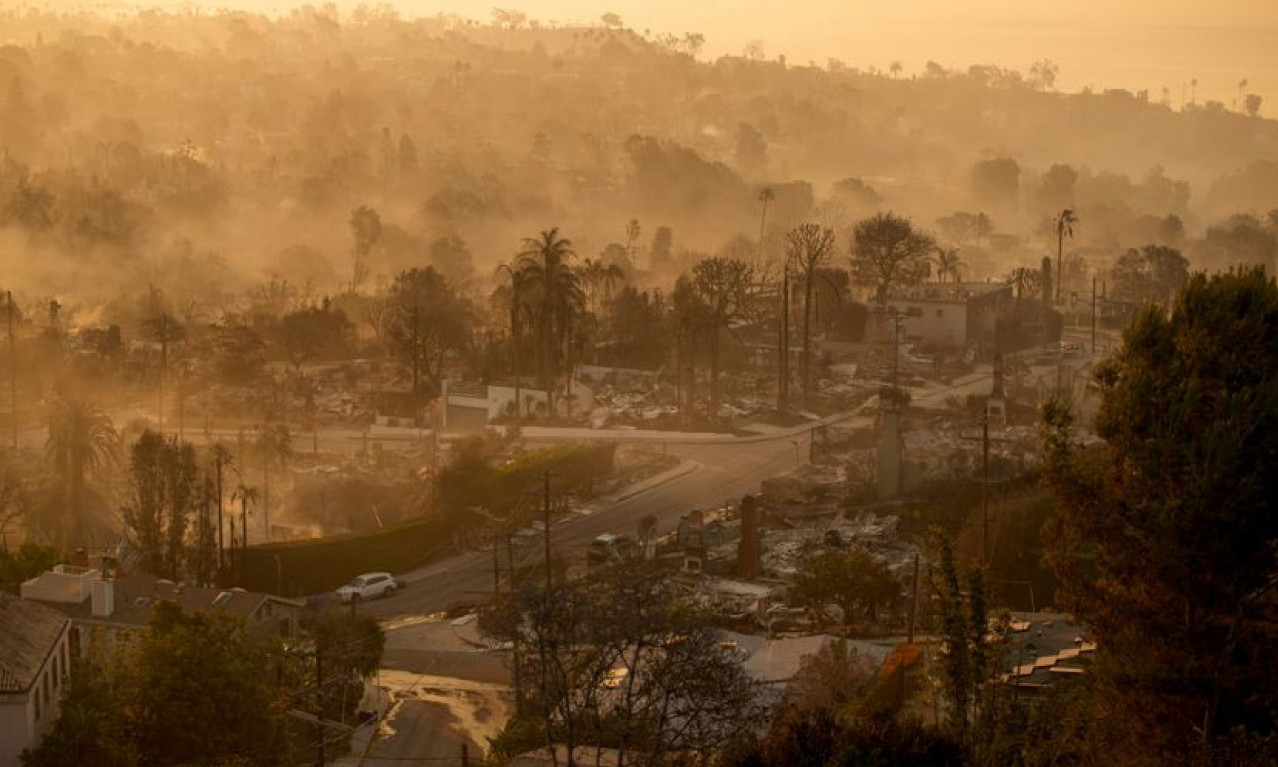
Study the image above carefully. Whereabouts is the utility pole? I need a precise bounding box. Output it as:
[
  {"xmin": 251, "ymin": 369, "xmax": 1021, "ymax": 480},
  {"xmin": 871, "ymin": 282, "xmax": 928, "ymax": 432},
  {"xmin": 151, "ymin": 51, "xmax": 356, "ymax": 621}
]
[
  {"xmin": 158, "ymin": 312, "xmax": 167, "ymax": 434},
  {"xmin": 907, "ymin": 553, "xmax": 920, "ymax": 644},
  {"xmin": 506, "ymin": 530, "xmax": 524, "ymax": 716},
  {"xmin": 961, "ymin": 420, "xmax": 1008, "ymax": 566},
  {"xmin": 1091, "ymin": 275, "xmax": 1098, "ymax": 354},
  {"xmin": 411, "ymin": 304, "xmax": 420, "ymax": 394},
  {"xmin": 543, "ymin": 470, "xmax": 553, "ymax": 598},
  {"xmin": 981, "ymin": 416, "xmax": 990, "ymax": 566},
  {"xmin": 779, "ymin": 268, "xmax": 790, "ymax": 411},
  {"xmin": 492, "ymin": 531, "xmax": 501, "ymax": 600},
  {"xmin": 900, "ymin": 552, "xmax": 921, "ymax": 706},
  {"xmin": 315, "ymin": 649, "xmax": 325, "ymax": 767},
  {"xmin": 215, "ymin": 452, "xmax": 225, "ymax": 573},
  {"xmin": 7, "ymin": 291, "xmax": 15, "ymax": 453}
]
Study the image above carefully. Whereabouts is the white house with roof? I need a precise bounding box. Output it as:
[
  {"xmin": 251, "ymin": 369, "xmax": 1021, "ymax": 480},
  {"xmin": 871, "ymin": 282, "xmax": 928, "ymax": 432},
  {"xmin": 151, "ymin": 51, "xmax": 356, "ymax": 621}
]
[
  {"xmin": 21, "ymin": 566, "xmax": 304, "ymax": 657},
  {"xmin": 0, "ymin": 592, "xmax": 73, "ymax": 767}
]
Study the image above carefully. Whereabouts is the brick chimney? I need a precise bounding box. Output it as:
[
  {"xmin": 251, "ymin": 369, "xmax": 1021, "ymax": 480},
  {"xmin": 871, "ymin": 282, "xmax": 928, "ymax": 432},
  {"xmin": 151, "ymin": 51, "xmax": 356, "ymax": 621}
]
[{"xmin": 738, "ymin": 495, "xmax": 761, "ymax": 578}]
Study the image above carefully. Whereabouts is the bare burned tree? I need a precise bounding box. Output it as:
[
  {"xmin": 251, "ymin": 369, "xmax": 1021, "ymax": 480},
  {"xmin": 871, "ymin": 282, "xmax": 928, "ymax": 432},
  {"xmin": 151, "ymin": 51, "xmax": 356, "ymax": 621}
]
[
  {"xmin": 691, "ymin": 257, "xmax": 754, "ymax": 423},
  {"xmin": 485, "ymin": 567, "xmax": 763, "ymax": 767},
  {"xmin": 786, "ymin": 224, "xmax": 837, "ymax": 407}
]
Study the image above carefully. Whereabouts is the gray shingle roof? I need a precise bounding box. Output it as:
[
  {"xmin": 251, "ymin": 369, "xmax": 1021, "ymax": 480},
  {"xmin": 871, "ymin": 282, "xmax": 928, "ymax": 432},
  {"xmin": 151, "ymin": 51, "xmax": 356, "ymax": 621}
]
[
  {"xmin": 31, "ymin": 573, "xmax": 302, "ymax": 630},
  {"xmin": 0, "ymin": 592, "xmax": 69, "ymax": 694}
]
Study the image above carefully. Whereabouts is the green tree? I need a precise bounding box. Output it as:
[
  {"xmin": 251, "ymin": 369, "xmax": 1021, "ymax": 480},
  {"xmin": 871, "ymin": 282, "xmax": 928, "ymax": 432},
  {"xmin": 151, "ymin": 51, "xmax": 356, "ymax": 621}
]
[
  {"xmin": 307, "ymin": 610, "xmax": 387, "ymax": 727},
  {"xmin": 1110, "ymin": 244, "xmax": 1189, "ymax": 306},
  {"xmin": 21, "ymin": 655, "xmax": 136, "ymax": 767},
  {"xmin": 851, "ymin": 213, "xmax": 934, "ymax": 302},
  {"xmin": 0, "ymin": 543, "xmax": 59, "ymax": 594},
  {"xmin": 1041, "ymin": 269, "xmax": 1278, "ymax": 759},
  {"xmin": 273, "ymin": 304, "xmax": 354, "ymax": 380},
  {"xmin": 122, "ymin": 430, "xmax": 200, "ymax": 580},
  {"xmin": 789, "ymin": 548, "xmax": 900, "ymax": 626},
  {"xmin": 23, "ymin": 602, "xmax": 290, "ymax": 767},
  {"xmin": 933, "ymin": 539, "xmax": 997, "ymax": 745},
  {"xmin": 786, "ymin": 224, "xmax": 837, "ymax": 407},
  {"xmin": 517, "ymin": 228, "xmax": 585, "ymax": 418},
  {"xmin": 129, "ymin": 601, "xmax": 290, "ymax": 765}
]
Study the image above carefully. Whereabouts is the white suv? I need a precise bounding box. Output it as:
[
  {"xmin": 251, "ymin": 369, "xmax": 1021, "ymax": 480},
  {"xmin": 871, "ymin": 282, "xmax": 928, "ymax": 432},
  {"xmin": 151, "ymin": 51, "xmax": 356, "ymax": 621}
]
[{"xmin": 336, "ymin": 572, "xmax": 398, "ymax": 603}]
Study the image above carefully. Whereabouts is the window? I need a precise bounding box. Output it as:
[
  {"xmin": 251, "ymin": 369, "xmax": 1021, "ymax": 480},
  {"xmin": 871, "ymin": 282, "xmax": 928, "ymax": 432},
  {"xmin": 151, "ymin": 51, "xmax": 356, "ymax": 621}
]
[
  {"xmin": 905, "ymin": 307, "xmax": 923, "ymax": 318},
  {"xmin": 936, "ymin": 309, "xmax": 944, "ymax": 318},
  {"xmin": 279, "ymin": 618, "xmax": 292, "ymax": 638},
  {"xmin": 34, "ymin": 685, "xmax": 42, "ymax": 722},
  {"xmin": 53, "ymin": 653, "xmax": 60, "ymax": 690},
  {"xmin": 262, "ymin": 601, "xmax": 273, "ymax": 619}
]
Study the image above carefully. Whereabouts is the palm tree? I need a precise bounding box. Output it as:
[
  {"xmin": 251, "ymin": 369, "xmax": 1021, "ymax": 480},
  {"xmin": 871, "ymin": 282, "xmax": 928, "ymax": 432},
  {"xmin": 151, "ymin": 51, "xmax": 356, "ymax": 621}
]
[
  {"xmin": 786, "ymin": 224, "xmax": 837, "ymax": 407},
  {"xmin": 517, "ymin": 228, "xmax": 585, "ymax": 419},
  {"xmin": 496, "ymin": 261, "xmax": 533, "ymax": 420},
  {"xmin": 933, "ymin": 246, "xmax": 965, "ymax": 284},
  {"xmin": 255, "ymin": 420, "xmax": 292, "ymax": 542},
  {"xmin": 576, "ymin": 258, "xmax": 625, "ymax": 314},
  {"xmin": 890, "ymin": 61, "xmax": 903, "ymax": 79},
  {"xmin": 230, "ymin": 483, "xmax": 257, "ymax": 558},
  {"xmin": 1054, "ymin": 209, "xmax": 1077, "ymax": 303},
  {"xmin": 1006, "ymin": 267, "xmax": 1041, "ymax": 301},
  {"xmin": 598, "ymin": 261, "xmax": 624, "ymax": 303},
  {"xmin": 43, "ymin": 396, "xmax": 119, "ymax": 548}
]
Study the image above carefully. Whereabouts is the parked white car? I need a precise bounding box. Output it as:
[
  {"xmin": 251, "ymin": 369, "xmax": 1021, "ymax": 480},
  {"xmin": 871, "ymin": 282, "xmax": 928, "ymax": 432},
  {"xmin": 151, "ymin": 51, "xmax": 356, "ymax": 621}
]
[{"xmin": 336, "ymin": 572, "xmax": 398, "ymax": 603}]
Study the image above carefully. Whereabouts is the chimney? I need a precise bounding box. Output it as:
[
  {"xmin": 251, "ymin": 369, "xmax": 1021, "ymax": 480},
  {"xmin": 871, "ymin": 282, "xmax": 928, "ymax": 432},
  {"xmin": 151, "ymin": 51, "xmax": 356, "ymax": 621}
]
[
  {"xmin": 738, "ymin": 495, "xmax": 761, "ymax": 578},
  {"xmin": 91, "ymin": 579, "xmax": 115, "ymax": 618}
]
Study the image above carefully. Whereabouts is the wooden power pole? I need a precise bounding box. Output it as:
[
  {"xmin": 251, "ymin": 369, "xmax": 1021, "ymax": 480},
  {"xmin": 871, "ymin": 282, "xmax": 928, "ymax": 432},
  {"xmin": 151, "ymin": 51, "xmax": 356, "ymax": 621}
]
[
  {"xmin": 7, "ymin": 291, "xmax": 15, "ymax": 453},
  {"xmin": 543, "ymin": 470, "xmax": 553, "ymax": 598}
]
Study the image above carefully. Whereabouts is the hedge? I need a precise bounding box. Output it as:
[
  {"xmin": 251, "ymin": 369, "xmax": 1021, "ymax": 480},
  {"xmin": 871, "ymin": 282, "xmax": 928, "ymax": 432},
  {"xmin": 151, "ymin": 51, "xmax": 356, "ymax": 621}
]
[{"xmin": 236, "ymin": 442, "xmax": 616, "ymax": 596}]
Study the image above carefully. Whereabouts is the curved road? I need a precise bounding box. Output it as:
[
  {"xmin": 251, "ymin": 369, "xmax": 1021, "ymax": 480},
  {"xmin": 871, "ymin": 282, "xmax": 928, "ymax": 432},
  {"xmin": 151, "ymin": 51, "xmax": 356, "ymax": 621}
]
[{"xmin": 360, "ymin": 432, "xmax": 808, "ymax": 619}]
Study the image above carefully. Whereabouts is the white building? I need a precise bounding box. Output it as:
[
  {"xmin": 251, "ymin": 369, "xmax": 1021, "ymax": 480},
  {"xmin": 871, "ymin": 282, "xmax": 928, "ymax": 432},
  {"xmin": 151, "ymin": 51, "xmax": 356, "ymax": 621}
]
[
  {"xmin": 0, "ymin": 592, "xmax": 73, "ymax": 767},
  {"xmin": 873, "ymin": 282, "xmax": 1013, "ymax": 354},
  {"xmin": 22, "ymin": 568, "xmax": 304, "ymax": 656}
]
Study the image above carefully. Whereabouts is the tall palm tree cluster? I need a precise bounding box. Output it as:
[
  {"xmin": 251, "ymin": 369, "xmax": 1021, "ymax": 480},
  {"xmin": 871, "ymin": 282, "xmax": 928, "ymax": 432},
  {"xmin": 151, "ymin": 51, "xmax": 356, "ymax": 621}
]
[{"xmin": 506, "ymin": 228, "xmax": 587, "ymax": 419}]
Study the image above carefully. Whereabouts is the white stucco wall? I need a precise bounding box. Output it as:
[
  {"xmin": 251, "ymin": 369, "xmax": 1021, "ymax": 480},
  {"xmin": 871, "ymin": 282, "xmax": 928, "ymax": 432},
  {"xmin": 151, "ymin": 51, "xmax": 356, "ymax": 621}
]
[{"xmin": 0, "ymin": 624, "xmax": 70, "ymax": 767}]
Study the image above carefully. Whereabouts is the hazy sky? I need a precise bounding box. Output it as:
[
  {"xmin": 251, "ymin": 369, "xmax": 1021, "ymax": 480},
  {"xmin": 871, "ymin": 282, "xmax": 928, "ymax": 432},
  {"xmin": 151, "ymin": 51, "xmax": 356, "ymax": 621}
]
[{"xmin": 50, "ymin": 0, "xmax": 1278, "ymax": 103}]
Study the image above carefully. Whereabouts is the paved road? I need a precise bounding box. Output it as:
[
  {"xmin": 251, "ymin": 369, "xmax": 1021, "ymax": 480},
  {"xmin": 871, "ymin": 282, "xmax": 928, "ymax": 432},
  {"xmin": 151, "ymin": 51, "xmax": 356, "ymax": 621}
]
[
  {"xmin": 359, "ymin": 432, "xmax": 808, "ymax": 619},
  {"xmin": 358, "ymin": 699, "xmax": 474, "ymax": 767}
]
